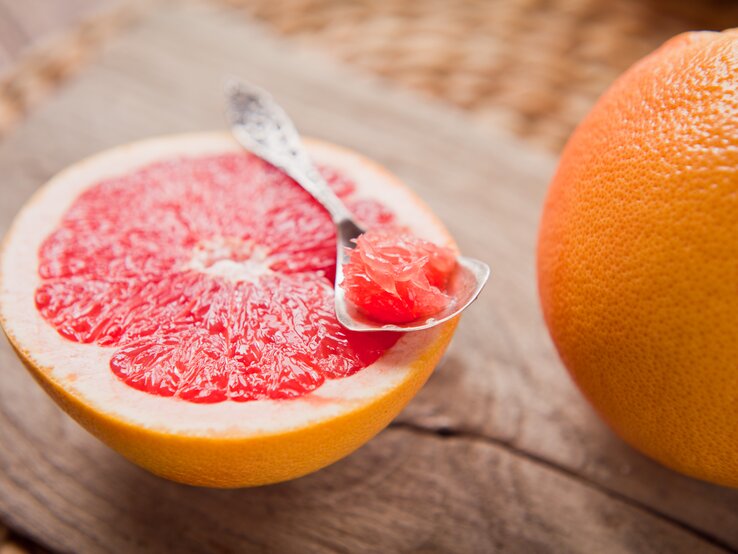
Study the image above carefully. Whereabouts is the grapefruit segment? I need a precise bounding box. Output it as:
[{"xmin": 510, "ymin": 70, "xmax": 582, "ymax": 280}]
[
  {"xmin": 0, "ymin": 133, "xmax": 458, "ymax": 487},
  {"xmin": 342, "ymin": 228, "xmax": 457, "ymax": 323}
]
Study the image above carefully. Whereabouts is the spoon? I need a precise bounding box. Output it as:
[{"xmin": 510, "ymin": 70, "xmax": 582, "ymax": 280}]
[{"xmin": 225, "ymin": 80, "xmax": 490, "ymax": 332}]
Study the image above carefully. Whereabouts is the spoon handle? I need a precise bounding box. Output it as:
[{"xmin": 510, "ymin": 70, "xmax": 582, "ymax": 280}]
[{"xmin": 226, "ymin": 80, "xmax": 359, "ymax": 228}]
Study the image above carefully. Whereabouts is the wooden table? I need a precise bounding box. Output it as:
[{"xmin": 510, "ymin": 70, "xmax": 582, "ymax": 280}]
[
  {"xmin": 1, "ymin": 3, "xmax": 737, "ymax": 553},
  {"xmin": 0, "ymin": 0, "xmax": 115, "ymax": 78}
]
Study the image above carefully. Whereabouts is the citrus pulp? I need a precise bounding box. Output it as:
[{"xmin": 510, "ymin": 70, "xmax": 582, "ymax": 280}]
[{"xmin": 0, "ymin": 133, "xmax": 459, "ymax": 487}]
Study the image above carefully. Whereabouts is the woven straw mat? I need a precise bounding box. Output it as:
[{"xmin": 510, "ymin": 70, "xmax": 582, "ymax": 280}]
[
  {"xmin": 2, "ymin": 0, "xmax": 738, "ymax": 150},
  {"xmin": 230, "ymin": 0, "xmax": 738, "ymax": 150}
]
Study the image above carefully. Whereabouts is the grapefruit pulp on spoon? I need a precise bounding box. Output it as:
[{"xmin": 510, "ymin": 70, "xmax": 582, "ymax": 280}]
[
  {"xmin": 0, "ymin": 133, "xmax": 458, "ymax": 487},
  {"xmin": 342, "ymin": 227, "xmax": 457, "ymax": 323}
]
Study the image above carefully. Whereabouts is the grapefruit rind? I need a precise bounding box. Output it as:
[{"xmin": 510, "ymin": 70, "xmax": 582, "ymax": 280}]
[
  {"xmin": 0, "ymin": 132, "xmax": 458, "ymax": 487},
  {"xmin": 536, "ymin": 30, "xmax": 738, "ymax": 487}
]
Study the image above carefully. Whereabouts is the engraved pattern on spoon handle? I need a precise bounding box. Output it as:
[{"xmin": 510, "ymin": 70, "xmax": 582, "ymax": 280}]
[{"xmin": 226, "ymin": 80, "xmax": 357, "ymax": 226}]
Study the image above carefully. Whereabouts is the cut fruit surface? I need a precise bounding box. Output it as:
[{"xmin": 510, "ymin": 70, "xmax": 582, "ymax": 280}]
[
  {"xmin": 0, "ymin": 133, "xmax": 458, "ymax": 487},
  {"xmin": 35, "ymin": 151, "xmax": 398, "ymax": 403},
  {"xmin": 342, "ymin": 227, "xmax": 457, "ymax": 323}
]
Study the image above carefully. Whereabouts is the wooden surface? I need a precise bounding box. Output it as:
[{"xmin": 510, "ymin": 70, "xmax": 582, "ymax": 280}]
[
  {"xmin": 1, "ymin": 3, "xmax": 737, "ymax": 553},
  {"xmin": 0, "ymin": 0, "xmax": 115, "ymax": 78},
  {"xmin": 0, "ymin": 0, "xmax": 137, "ymax": 139}
]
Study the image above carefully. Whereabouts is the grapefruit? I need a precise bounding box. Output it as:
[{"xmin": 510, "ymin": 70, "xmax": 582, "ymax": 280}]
[
  {"xmin": 0, "ymin": 132, "xmax": 458, "ymax": 487},
  {"xmin": 537, "ymin": 30, "xmax": 738, "ymax": 486}
]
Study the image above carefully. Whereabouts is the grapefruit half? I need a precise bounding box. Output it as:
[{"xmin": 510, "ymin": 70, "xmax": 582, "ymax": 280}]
[{"xmin": 0, "ymin": 133, "xmax": 458, "ymax": 487}]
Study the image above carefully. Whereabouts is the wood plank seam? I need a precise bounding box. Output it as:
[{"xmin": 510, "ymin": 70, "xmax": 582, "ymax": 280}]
[{"xmin": 389, "ymin": 421, "xmax": 737, "ymax": 553}]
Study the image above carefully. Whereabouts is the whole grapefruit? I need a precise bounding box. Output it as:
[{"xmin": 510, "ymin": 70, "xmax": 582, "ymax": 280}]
[{"xmin": 537, "ymin": 30, "xmax": 738, "ymax": 486}]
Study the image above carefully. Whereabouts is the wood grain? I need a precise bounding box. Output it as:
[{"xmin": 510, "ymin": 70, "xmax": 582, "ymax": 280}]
[{"xmin": 0, "ymin": 3, "xmax": 737, "ymax": 553}]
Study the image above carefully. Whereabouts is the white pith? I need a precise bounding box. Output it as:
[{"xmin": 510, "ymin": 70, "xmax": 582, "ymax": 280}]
[
  {"xmin": 186, "ymin": 238, "xmax": 276, "ymax": 283},
  {"xmin": 0, "ymin": 133, "xmax": 450, "ymax": 437}
]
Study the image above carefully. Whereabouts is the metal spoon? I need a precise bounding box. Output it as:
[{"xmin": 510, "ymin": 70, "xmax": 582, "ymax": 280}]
[{"xmin": 225, "ymin": 80, "xmax": 490, "ymax": 332}]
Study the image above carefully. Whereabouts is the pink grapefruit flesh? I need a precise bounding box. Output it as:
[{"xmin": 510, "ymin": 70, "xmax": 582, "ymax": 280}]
[
  {"xmin": 342, "ymin": 227, "xmax": 457, "ymax": 323},
  {"xmin": 34, "ymin": 153, "xmax": 399, "ymax": 403}
]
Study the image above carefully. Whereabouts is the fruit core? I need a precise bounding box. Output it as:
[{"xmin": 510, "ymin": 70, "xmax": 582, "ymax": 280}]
[
  {"xmin": 341, "ymin": 228, "xmax": 457, "ymax": 323},
  {"xmin": 34, "ymin": 153, "xmax": 399, "ymax": 403}
]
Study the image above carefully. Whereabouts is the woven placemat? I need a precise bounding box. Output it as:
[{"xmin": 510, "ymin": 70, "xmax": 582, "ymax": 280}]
[
  {"xmin": 227, "ymin": 0, "xmax": 738, "ymax": 150},
  {"xmin": 2, "ymin": 0, "xmax": 738, "ymax": 150}
]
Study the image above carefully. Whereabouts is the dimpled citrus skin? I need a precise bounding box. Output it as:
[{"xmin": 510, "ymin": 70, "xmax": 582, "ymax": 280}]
[{"xmin": 537, "ymin": 29, "xmax": 738, "ymax": 486}]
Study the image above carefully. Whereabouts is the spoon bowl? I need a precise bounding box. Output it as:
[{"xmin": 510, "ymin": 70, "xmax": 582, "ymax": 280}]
[{"xmin": 335, "ymin": 254, "xmax": 490, "ymax": 332}]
